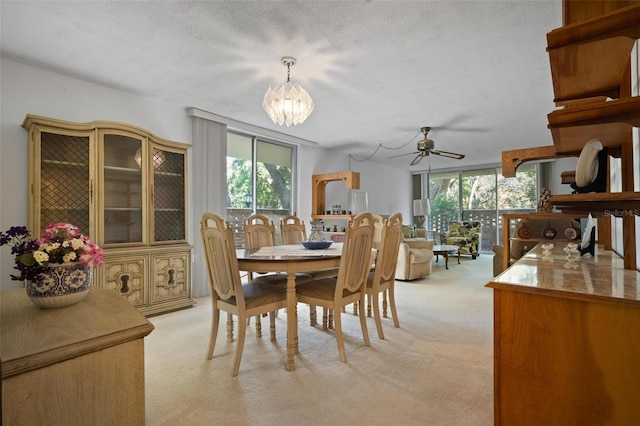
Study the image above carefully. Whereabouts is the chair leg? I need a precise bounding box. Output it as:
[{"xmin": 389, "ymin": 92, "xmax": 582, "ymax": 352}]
[
  {"xmin": 382, "ymin": 290, "xmax": 388, "ymax": 318},
  {"xmin": 371, "ymin": 291, "xmax": 385, "ymax": 340},
  {"xmin": 269, "ymin": 311, "xmax": 276, "ymax": 342},
  {"xmin": 206, "ymin": 307, "xmax": 220, "ymax": 360},
  {"xmin": 255, "ymin": 315, "xmax": 262, "ymax": 338},
  {"xmin": 322, "ymin": 308, "xmax": 328, "ymax": 330},
  {"xmin": 309, "ymin": 304, "xmax": 317, "ymax": 326},
  {"xmin": 367, "ymin": 294, "xmax": 373, "ymax": 317},
  {"xmin": 389, "ymin": 285, "xmax": 400, "ymax": 328},
  {"xmin": 328, "ymin": 309, "xmax": 334, "ymax": 329},
  {"xmin": 227, "ymin": 312, "xmax": 234, "ymax": 343},
  {"xmin": 358, "ymin": 296, "xmax": 371, "ymax": 347},
  {"xmin": 334, "ymin": 307, "xmax": 347, "ymax": 363},
  {"xmin": 232, "ymin": 316, "xmax": 247, "ymax": 377}
]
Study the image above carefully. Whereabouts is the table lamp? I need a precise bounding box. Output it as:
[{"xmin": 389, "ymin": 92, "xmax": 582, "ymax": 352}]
[
  {"xmin": 350, "ymin": 191, "xmax": 368, "ymax": 215},
  {"xmin": 413, "ymin": 199, "xmax": 430, "ymax": 237}
]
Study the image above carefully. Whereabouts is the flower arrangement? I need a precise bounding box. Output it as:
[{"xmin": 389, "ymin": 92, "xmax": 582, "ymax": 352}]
[{"xmin": 0, "ymin": 222, "xmax": 104, "ymax": 282}]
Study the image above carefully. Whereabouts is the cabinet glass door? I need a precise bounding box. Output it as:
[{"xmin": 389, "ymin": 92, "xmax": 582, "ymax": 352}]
[
  {"xmin": 39, "ymin": 131, "xmax": 91, "ymax": 235},
  {"xmin": 152, "ymin": 145, "xmax": 186, "ymax": 242},
  {"xmin": 102, "ymin": 132, "xmax": 144, "ymax": 245}
]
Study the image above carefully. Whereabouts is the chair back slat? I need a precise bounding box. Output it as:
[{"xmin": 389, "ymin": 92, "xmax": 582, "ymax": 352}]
[
  {"xmin": 201, "ymin": 213, "xmax": 244, "ymax": 304},
  {"xmin": 375, "ymin": 213, "xmax": 404, "ymax": 282},
  {"xmin": 372, "ymin": 214, "xmax": 385, "ymax": 249},
  {"xmin": 280, "ymin": 215, "xmax": 307, "ymax": 244},
  {"xmin": 244, "ymin": 214, "xmax": 276, "ymax": 249},
  {"xmin": 335, "ymin": 212, "xmax": 374, "ymax": 295}
]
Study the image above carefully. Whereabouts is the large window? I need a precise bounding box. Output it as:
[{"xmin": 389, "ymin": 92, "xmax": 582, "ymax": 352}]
[
  {"xmin": 226, "ymin": 132, "xmax": 295, "ymax": 247},
  {"xmin": 421, "ymin": 164, "xmax": 539, "ymax": 252}
]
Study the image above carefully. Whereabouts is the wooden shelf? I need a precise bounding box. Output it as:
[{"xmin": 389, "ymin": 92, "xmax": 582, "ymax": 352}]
[
  {"xmin": 311, "ymin": 171, "xmax": 360, "ymax": 217},
  {"xmin": 550, "ymin": 191, "xmax": 640, "ymax": 213},
  {"xmin": 508, "ymin": 237, "xmax": 579, "ymax": 243},
  {"xmin": 547, "ymin": 97, "xmax": 640, "ymax": 154},
  {"xmin": 546, "ymin": 3, "xmax": 640, "ymax": 103},
  {"xmin": 311, "ymin": 215, "xmax": 353, "ymax": 220},
  {"xmin": 501, "ymin": 212, "xmax": 588, "ymax": 273}
]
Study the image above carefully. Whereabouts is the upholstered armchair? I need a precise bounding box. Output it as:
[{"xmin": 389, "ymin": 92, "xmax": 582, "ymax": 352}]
[
  {"xmin": 395, "ymin": 238, "xmax": 434, "ymax": 280},
  {"xmin": 492, "ymin": 245, "xmax": 504, "ymax": 277},
  {"xmin": 442, "ymin": 221, "xmax": 481, "ymax": 259}
]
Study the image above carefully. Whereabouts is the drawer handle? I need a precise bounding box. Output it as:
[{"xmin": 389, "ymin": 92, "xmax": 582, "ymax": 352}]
[{"xmin": 120, "ymin": 274, "xmax": 130, "ymax": 293}]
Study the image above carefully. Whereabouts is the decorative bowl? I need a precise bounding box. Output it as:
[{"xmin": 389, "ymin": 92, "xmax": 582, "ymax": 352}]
[
  {"xmin": 301, "ymin": 241, "xmax": 333, "ymax": 250},
  {"xmin": 26, "ymin": 263, "xmax": 93, "ymax": 308}
]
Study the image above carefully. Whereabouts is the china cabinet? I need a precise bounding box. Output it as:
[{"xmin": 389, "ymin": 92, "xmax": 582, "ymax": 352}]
[{"xmin": 22, "ymin": 115, "xmax": 193, "ymax": 316}]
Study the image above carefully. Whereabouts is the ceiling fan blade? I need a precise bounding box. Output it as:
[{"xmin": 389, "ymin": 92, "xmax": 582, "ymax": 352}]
[
  {"xmin": 410, "ymin": 153, "xmax": 425, "ymax": 166},
  {"xmin": 430, "ymin": 150, "xmax": 465, "ymax": 159},
  {"xmin": 388, "ymin": 151, "xmax": 419, "ymax": 159},
  {"xmin": 430, "ymin": 126, "xmax": 488, "ymax": 133}
]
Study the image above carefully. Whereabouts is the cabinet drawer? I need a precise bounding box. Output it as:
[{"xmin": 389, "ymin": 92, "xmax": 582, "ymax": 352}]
[
  {"xmin": 151, "ymin": 251, "xmax": 190, "ymax": 304},
  {"xmin": 102, "ymin": 256, "xmax": 148, "ymax": 308}
]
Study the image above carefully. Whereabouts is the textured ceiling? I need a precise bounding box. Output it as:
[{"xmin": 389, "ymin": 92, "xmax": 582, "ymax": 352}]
[{"xmin": 0, "ymin": 0, "xmax": 563, "ymax": 172}]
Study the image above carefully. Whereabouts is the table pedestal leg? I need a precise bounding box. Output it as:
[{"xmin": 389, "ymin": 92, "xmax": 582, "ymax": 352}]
[{"xmin": 286, "ymin": 272, "xmax": 297, "ymax": 371}]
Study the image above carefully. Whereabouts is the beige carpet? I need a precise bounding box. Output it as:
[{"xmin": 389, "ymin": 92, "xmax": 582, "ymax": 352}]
[{"xmin": 145, "ymin": 254, "xmax": 495, "ymax": 425}]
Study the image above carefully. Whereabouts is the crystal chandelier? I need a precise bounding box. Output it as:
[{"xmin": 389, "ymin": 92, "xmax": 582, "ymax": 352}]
[{"xmin": 263, "ymin": 56, "xmax": 314, "ymax": 126}]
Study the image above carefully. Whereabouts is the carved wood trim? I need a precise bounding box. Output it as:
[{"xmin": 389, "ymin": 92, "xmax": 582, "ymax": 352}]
[{"xmin": 501, "ymin": 145, "xmax": 572, "ymax": 177}]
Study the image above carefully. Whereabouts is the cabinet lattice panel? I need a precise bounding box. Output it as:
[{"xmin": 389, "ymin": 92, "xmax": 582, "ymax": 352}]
[
  {"xmin": 40, "ymin": 132, "xmax": 90, "ymax": 234},
  {"xmin": 153, "ymin": 148, "xmax": 185, "ymax": 241}
]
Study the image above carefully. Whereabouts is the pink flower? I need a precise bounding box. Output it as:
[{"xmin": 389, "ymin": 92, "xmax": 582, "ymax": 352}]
[{"xmin": 79, "ymin": 243, "xmax": 104, "ymax": 268}]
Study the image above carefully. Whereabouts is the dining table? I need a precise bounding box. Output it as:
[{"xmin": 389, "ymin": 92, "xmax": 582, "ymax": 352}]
[{"xmin": 235, "ymin": 243, "xmax": 343, "ymax": 371}]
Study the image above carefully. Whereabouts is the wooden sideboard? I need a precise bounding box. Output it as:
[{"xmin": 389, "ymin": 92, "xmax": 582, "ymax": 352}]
[
  {"xmin": 486, "ymin": 244, "xmax": 640, "ymax": 425},
  {"xmin": 1, "ymin": 288, "xmax": 154, "ymax": 425}
]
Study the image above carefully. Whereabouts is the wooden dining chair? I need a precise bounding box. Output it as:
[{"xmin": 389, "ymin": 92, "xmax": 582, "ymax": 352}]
[
  {"xmin": 280, "ymin": 214, "xmax": 339, "ymax": 326},
  {"xmin": 244, "ymin": 214, "xmax": 277, "ymax": 254},
  {"xmin": 242, "ymin": 214, "xmax": 289, "ymax": 329},
  {"xmin": 295, "ymin": 212, "xmax": 375, "ymax": 362},
  {"xmin": 349, "ymin": 213, "xmax": 386, "ymax": 317},
  {"xmin": 280, "ymin": 215, "xmax": 307, "ymax": 244},
  {"xmin": 372, "ymin": 214, "xmax": 385, "ymax": 250},
  {"xmin": 365, "ymin": 212, "xmax": 403, "ymax": 339},
  {"xmin": 200, "ymin": 213, "xmax": 287, "ymax": 376}
]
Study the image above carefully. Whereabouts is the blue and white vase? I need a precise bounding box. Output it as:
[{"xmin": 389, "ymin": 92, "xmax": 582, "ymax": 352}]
[{"xmin": 26, "ymin": 263, "xmax": 93, "ymax": 308}]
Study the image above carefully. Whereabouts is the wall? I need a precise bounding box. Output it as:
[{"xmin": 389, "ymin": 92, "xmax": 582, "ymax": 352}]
[
  {"xmin": 0, "ymin": 58, "xmax": 412, "ymax": 293},
  {"xmin": 549, "ymin": 157, "xmax": 578, "ymax": 196}
]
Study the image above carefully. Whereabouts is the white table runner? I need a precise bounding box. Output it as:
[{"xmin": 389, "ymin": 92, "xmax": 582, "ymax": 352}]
[{"xmin": 251, "ymin": 243, "xmax": 344, "ymax": 257}]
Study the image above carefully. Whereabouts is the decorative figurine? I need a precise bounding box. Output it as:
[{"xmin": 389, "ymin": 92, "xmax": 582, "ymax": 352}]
[
  {"xmin": 537, "ymin": 188, "xmax": 552, "ymax": 213},
  {"xmin": 308, "ymin": 220, "xmax": 326, "ymax": 241}
]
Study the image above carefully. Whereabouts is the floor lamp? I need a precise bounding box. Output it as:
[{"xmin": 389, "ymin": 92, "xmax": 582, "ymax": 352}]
[{"xmin": 413, "ymin": 199, "xmax": 430, "ymax": 239}]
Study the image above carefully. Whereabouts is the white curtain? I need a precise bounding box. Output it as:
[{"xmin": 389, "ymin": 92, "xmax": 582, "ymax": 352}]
[{"xmin": 189, "ymin": 111, "xmax": 227, "ymax": 297}]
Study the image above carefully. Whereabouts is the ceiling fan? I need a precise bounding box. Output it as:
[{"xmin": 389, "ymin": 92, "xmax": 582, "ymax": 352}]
[{"xmin": 394, "ymin": 127, "xmax": 466, "ymax": 165}]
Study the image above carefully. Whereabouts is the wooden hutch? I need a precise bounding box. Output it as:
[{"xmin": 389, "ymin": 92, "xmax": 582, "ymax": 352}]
[
  {"xmin": 311, "ymin": 171, "xmax": 361, "ymax": 238},
  {"xmin": 501, "ymin": 1, "xmax": 640, "ymax": 270},
  {"xmin": 488, "ymin": 2, "xmax": 640, "ymax": 425}
]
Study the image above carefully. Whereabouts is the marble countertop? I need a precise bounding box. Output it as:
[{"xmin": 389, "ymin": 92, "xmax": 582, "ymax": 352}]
[{"xmin": 487, "ymin": 243, "xmax": 640, "ymax": 306}]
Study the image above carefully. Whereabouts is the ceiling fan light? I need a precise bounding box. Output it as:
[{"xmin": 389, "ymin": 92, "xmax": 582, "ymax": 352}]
[{"xmin": 263, "ymin": 57, "xmax": 314, "ymax": 127}]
